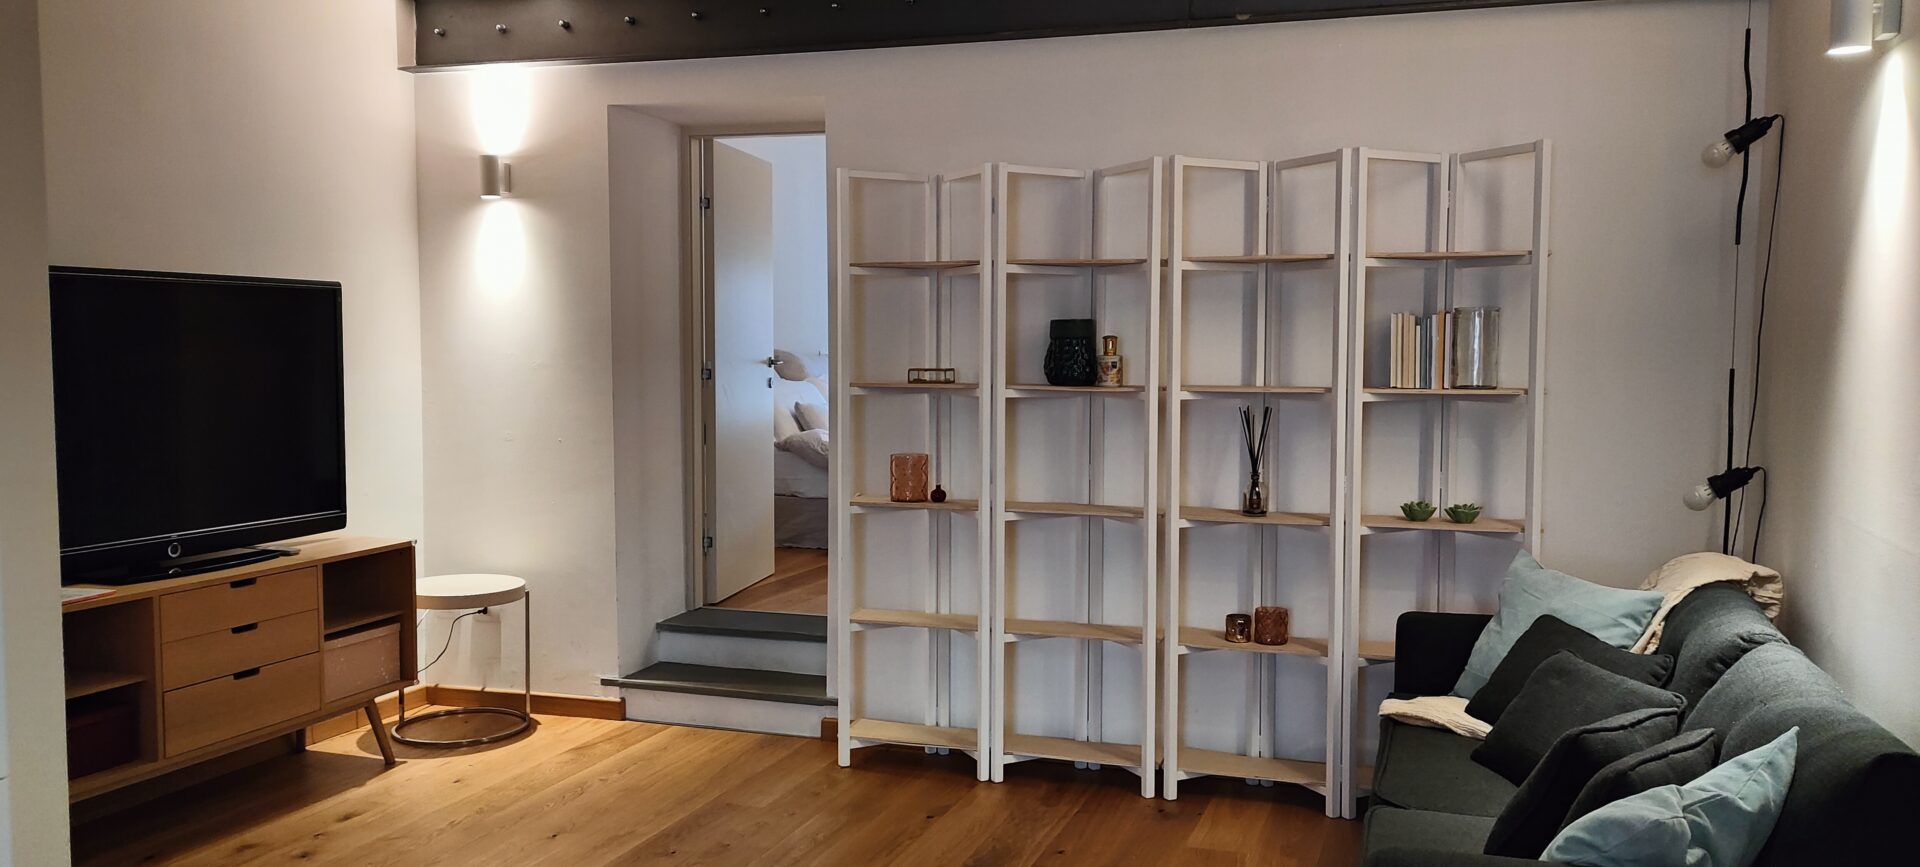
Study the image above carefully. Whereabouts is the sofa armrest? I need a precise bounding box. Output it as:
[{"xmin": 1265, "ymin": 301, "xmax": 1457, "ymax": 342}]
[
  {"xmin": 1370, "ymin": 849, "xmax": 1542, "ymax": 867},
  {"xmin": 1393, "ymin": 611, "xmax": 1492, "ymax": 696}
]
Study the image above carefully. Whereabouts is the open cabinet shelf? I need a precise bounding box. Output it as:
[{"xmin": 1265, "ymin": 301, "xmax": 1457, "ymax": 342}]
[
  {"xmin": 1339, "ymin": 141, "xmax": 1550, "ymax": 818},
  {"xmin": 1162, "ymin": 151, "xmax": 1352, "ymax": 811},
  {"xmin": 835, "ymin": 166, "xmax": 995, "ymax": 780},
  {"xmin": 991, "ymin": 159, "xmax": 1163, "ymax": 797}
]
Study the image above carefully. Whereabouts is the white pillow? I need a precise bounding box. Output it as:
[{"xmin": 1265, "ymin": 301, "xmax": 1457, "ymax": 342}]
[
  {"xmin": 774, "ymin": 401, "xmax": 802, "ymax": 441},
  {"xmin": 794, "ymin": 400, "xmax": 830, "ymax": 433},
  {"xmin": 779, "ymin": 429, "xmax": 829, "ymax": 468}
]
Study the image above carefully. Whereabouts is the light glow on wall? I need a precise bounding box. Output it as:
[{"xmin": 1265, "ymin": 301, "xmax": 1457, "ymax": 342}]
[
  {"xmin": 475, "ymin": 201, "xmax": 527, "ymax": 294},
  {"xmin": 471, "ymin": 66, "xmax": 530, "ymax": 156}
]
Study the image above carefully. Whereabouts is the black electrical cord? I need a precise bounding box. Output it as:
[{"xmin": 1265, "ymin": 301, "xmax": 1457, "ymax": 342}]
[
  {"xmin": 419, "ymin": 609, "xmax": 484, "ymax": 672},
  {"xmin": 1734, "ymin": 118, "xmax": 1785, "ymax": 561}
]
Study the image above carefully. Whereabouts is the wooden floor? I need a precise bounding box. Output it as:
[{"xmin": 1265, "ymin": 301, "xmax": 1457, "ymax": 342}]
[
  {"xmin": 73, "ymin": 709, "xmax": 1361, "ymax": 866},
  {"xmin": 715, "ymin": 546, "xmax": 828, "ymax": 615}
]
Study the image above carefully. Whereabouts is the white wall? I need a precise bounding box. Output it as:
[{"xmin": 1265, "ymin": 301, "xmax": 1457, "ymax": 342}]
[
  {"xmin": 1, "ymin": 0, "xmax": 71, "ymax": 859},
  {"xmin": 415, "ymin": 0, "xmax": 1759, "ymax": 695},
  {"xmin": 37, "ymin": 1, "xmax": 425, "ymax": 547},
  {"xmin": 724, "ymin": 134, "xmax": 831, "ymax": 374},
  {"xmin": 1757, "ymin": 3, "xmax": 1919, "ymax": 747}
]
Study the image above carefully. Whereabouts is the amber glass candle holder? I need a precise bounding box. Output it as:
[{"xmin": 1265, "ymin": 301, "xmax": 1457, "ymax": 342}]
[
  {"xmin": 1253, "ymin": 606, "xmax": 1290, "ymax": 646},
  {"xmin": 889, "ymin": 453, "xmax": 930, "ymax": 502}
]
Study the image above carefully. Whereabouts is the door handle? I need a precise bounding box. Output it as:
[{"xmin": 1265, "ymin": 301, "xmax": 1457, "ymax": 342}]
[{"xmin": 764, "ymin": 356, "xmax": 784, "ymax": 368}]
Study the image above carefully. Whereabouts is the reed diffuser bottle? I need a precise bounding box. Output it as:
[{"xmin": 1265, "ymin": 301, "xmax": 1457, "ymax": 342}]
[{"xmin": 1240, "ymin": 405, "xmax": 1272, "ymax": 516}]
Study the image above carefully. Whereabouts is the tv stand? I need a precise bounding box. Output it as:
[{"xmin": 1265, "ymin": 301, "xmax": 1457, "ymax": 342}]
[
  {"xmin": 78, "ymin": 546, "xmax": 296, "ymax": 586},
  {"xmin": 63, "ymin": 536, "xmax": 418, "ymax": 802}
]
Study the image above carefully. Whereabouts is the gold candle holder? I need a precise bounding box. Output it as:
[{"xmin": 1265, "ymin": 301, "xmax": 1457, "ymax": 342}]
[
  {"xmin": 1253, "ymin": 606, "xmax": 1290, "ymax": 646},
  {"xmin": 1224, "ymin": 613, "xmax": 1253, "ymax": 644}
]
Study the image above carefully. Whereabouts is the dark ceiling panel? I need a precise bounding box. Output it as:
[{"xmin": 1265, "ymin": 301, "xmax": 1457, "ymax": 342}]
[{"xmin": 410, "ymin": 0, "xmax": 1588, "ymax": 71}]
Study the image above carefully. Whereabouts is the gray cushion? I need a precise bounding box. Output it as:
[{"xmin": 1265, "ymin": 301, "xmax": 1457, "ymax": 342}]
[
  {"xmin": 1686, "ymin": 643, "xmax": 1920, "ymax": 867},
  {"xmin": 1660, "ymin": 582, "xmax": 1786, "ymax": 711},
  {"xmin": 1472, "ymin": 652, "xmax": 1686, "ymax": 785},
  {"xmin": 1565, "ymin": 727, "xmax": 1718, "ymax": 828},
  {"xmin": 1373, "ymin": 718, "xmax": 1518, "ymax": 818},
  {"xmin": 1483, "ymin": 707, "xmax": 1681, "ymax": 859},
  {"xmin": 1467, "ymin": 614, "xmax": 1674, "ymax": 724},
  {"xmin": 1364, "ymin": 807, "xmax": 1498, "ymax": 860}
]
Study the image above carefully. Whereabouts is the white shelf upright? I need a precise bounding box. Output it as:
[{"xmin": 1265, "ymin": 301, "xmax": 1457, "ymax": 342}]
[
  {"xmin": 990, "ymin": 160, "xmax": 1164, "ymax": 798},
  {"xmin": 1162, "ymin": 152, "xmax": 1354, "ymax": 814},
  {"xmin": 1340, "ymin": 141, "xmax": 1551, "ymax": 816},
  {"xmin": 835, "ymin": 166, "xmax": 995, "ymax": 780}
]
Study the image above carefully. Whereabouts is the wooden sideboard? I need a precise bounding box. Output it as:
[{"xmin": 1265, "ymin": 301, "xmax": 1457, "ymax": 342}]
[{"xmin": 63, "ymin": 535, "xmax": 417, "ymax": 801}]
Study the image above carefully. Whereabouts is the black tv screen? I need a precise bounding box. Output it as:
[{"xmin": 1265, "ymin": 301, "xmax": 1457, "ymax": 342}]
[{"xmin": 50, "ymin": 267, "xmax": 347, "ymax": 581}]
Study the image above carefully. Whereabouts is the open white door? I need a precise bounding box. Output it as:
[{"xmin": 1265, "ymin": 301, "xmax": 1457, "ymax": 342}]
[{"xmin": 709, "ymin": 142, "xmax": 777, "ymax": 602}]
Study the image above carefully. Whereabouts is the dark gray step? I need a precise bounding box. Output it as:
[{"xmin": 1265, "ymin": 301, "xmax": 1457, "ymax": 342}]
[
  {"xmin": 602, "ymin": 662, "xmax": 833, "ymax": 707},
  {"xmin": 656, "ymin": 607, "xmax": 826, "ymax": 643}
]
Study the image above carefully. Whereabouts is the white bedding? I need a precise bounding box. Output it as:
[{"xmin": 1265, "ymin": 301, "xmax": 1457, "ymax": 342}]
[{"xmin": 775, "ymin": 449, "xmax": 829, "ymax": 499}]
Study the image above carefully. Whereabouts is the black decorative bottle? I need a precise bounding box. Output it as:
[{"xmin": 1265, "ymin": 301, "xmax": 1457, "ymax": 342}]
[{"xmin": 1043, "ymin": 319, "xmax": 1098, "ymax": 387}]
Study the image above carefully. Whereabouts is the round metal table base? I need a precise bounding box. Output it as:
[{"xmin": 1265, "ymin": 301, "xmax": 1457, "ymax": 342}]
[{"xmin": 390, "ymin": 707, "xmax": 533, "ymax": 748}]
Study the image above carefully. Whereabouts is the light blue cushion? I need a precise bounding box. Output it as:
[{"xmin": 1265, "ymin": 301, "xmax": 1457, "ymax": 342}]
[
  {"xmin": 1452, "ymin": 551, "xmax": 1664, "ymax": 698},
  {"xmin": 1541, "ymin": 727, "xmax": 1798, "ymax": 867}
]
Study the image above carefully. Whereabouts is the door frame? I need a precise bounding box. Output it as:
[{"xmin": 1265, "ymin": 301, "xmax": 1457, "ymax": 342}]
[{"xmin": 682, "ymin": 123, "xmax": 827, "ymax": 611}]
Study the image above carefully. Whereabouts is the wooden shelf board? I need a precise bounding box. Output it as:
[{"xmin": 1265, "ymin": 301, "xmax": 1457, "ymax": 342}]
[
  {"xmin": 1006, "ymin": 384, "xmax": 1146, "ymax": 395},
  {"xmin": 65, "ymin": 671, "xmax": 146, "ymax": 701},
  {"xmin": 1179, "ymin": 506, "xmax": 1329, "ymax": 527},
  {"xmin": 1184, "ymin": 253, "xmax": 1335, "ymax": 264},
  {"xmin": 849, "ymin": 259, "xmax": 978, "ymax": 270},
  {"xmin": 1178, "ymin": 626, "xmax": 1328, "ymax": 658},
  {"xmin": 850, "ymin": 494, "xmax": 979, "ymax": 512},
  {"xmin": 1367, "ymin": 250, "xmax": 1530, "ymax": 261},
  {"xmin": 1005, "ymin": 500, "xmax": 1144, "ymax": 520},
  {"xmin": 1003, "ymin": 733, "xmax": 1142, "ymax": 768},
  {"xmin": 1181, "ymin": 385, "xmax": 1330, "ymax": 396},
  {"xmin": 323, "ymin": 607, "xmax": 406, "ymax": 635},
  {"xmin": 1005, "ymin": 618, "xmax": 1143, "ymax": 644},
  {"xmin": 1363, "ymin": 387, "xmax": 1527, "ymax": 398},
  {"xmin": 1362, "ymin": 514, "xmax": 1525, "ymax": 535},
  {"xmin": 1006, "ymin": 257, "xmax": 1148, "ymax": 268},
  {"xmin": 1178, "ymin": 747, "xmax": 1326, "ymax": 787},
  {"xmin": 851, "ymin": 608, "xmax": 978, "ymax": 632},
  {"xmin": 1359, "ymin": 640, "xmax": 1397, "ymax": 661},
  {"xmin": 848, "ymin": 718, "xmax": 977, "ymax": 751},
  {"xmin": 850, "ymin": 381, "xmax": 978, "ymax": 393}
]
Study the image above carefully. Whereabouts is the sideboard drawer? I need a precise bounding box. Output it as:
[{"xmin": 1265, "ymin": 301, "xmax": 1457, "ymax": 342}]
[
  {"xmin": 161, "ymin": 609, "xmax": 318, "ymax": 690},
  {"xmin": 163, "ymin": 653, "xmax": 320, "ymax": 757},
  {"xmin": 160, "ymin": 567, "xmax": 318, "ymax": 642}
]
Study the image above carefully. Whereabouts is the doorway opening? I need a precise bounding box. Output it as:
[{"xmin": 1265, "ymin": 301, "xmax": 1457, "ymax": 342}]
[{"xmin": 694, "ymin": 132, "xmax": 830, "ymax": 616}]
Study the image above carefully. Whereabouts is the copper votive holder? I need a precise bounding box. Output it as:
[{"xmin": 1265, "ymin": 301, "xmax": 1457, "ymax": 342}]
[
  {"xmin": 1253, "ymin": 606, "xmax": 1290, "ymax": 646},
  {"xmin": 1224, "ymin": 613, "xmax": 1253, "ymax": 644},
  {"xmin": 889, "ymin": 453, "xmax": 930, "ymax": 502}
]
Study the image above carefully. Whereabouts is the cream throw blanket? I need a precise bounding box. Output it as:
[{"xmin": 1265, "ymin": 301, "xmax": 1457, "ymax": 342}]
[
  {"xmin": 1630, "ymin": 552, "xmax": 1782, "ymax": 653},
  {"xmin": 1379, "ymin": 552, "xmax": 1783, "ymax": 740}
]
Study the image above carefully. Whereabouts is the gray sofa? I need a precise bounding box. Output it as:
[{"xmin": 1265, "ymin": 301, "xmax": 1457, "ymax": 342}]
[{"xmin": 1361, "ymin": 583, "xmax": 1920, "ymax": 866}]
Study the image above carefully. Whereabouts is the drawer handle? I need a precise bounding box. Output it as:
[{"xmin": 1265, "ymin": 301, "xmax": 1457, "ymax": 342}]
[
  {"xmin": 231, "ymin": 622, "xmax": 259, "ymax": 634},
  {"xmin": 229, "ymin": 577, "xmax": 258, "ymax": 589},
  {"xmin": 233, "ymin": 667, "xmax": 261, "ymax": 680}
]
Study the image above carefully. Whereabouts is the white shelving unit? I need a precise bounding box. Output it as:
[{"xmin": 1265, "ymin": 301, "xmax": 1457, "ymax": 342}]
[
  {"xmin": 1339, "ymin": 141, "xmax": 1551, "ymax": 816},
  {"xmin": 990, "ymin": 160, "xmax": 1163, "ymax": 797},
  {"xmin": 1162, "ymin": 152, "xmax": 1353, "ymax": 812},
  {"xmin": 835, "ymin": 166, "xmax": 995, "ymax": 779}
]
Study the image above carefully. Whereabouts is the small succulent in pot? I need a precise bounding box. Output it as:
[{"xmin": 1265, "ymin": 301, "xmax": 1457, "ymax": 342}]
[
  {"xmin": 1399, "ymin": 500, "xmax": 1437, "ymax": 522},
  {"xmin": 1445, "ymin": 503, "xmax": 1482, "ymax": 524}
]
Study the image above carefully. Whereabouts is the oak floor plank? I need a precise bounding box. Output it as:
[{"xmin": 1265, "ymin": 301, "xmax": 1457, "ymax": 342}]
[{"xmin": 73, "ymin": 712, "xmax": 1362, "ymax": 867}]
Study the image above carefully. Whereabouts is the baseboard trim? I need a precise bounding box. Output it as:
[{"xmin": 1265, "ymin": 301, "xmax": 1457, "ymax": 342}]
[{"xmin": 427, "ymin": 685, "xmax": 626, "ymax": 720}]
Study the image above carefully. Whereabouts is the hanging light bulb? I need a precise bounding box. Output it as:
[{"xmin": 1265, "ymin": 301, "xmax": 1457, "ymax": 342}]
[
  {"xmin": 1700, "ymin": 115, "xmax": 1781, "ymax": 167},
  {"xmin": 1681, "ymin": 467, "xmax": 1763, "ymax": 511}
]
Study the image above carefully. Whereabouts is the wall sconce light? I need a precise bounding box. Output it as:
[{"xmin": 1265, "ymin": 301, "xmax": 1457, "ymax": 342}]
[
  {"xmin": 1832, "ymin": 0, "xmax": 1903, "ymax": 56},
  {"xmin": 480, "ymin": 154, "xmax": 512, "ymax": 199}
]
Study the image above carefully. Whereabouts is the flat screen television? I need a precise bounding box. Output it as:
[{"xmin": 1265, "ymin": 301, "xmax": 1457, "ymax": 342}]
[{"xmin": 50, "ymin": 267, "xmax": 347, "ymax": 584}]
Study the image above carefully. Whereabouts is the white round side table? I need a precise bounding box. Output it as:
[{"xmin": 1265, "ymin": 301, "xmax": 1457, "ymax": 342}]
[{"xmin": 392, "ymin": 573, "xmax": 533, "ymax": 747}]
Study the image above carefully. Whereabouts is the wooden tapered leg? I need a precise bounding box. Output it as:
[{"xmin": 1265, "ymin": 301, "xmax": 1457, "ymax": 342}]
[{"xmin": 367, "ymin": 701, "xmax": 397, "ymax": 766}]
